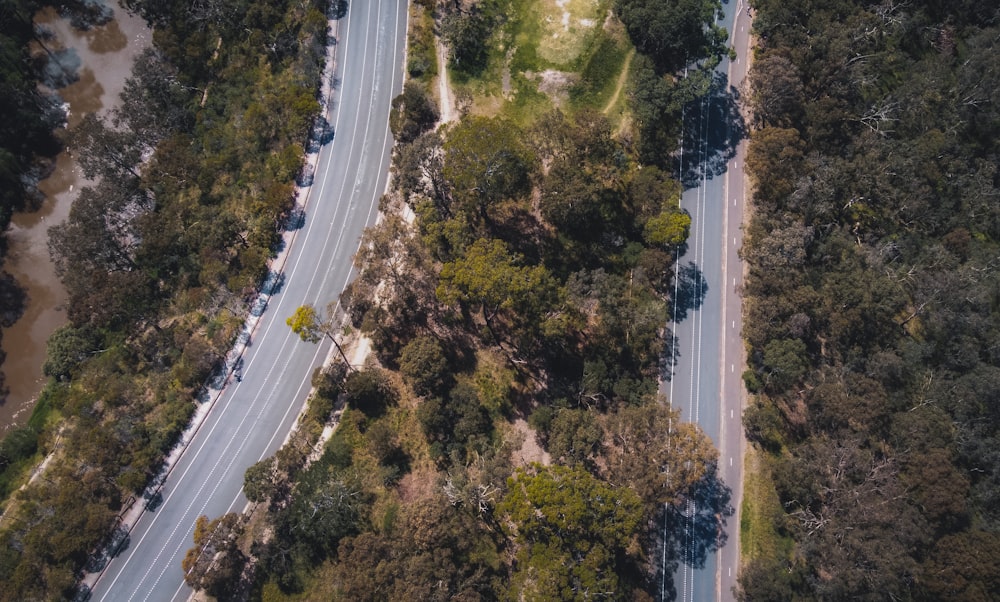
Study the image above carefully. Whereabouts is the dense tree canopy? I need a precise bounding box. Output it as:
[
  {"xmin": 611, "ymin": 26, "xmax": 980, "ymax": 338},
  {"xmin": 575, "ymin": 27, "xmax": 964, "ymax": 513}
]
[
  {"xmin": 0, "ymin": 1, "xmax": 330, "ymax": 599},
  {"xmin": 739, "ymin": 0, "xmax": 1000, "ymax": 599},
  {"xmin": 249, "ymin": 84, "xmax": 720, "ymax": 602},
  {"xmin": 615, "ymin": 0, "xmax": 727, "ymax": 73},
  {"xmin": 1, "ymin": 0, "xmax": 737, "ymax": 598},
  {"xmin": 499, "ymin": 464, "xmax": 644, "ymax": 601}
]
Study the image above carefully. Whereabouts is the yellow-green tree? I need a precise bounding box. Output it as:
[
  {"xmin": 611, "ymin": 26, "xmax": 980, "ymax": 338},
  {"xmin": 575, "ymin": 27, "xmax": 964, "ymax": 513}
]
[
  {"xmin": 643, "ymin": 209, "xmax": 691, "ymax": 247},
  {"xmin": 498, "ymin": 464, "xmax": 644, "ymax": 601},
  {"xmin": 437, "ymin": 238, "xmax": 564, "ymax": 354},
  {"xmin": 286, "ymin": 303, "xmax": 353, "ymax": 368}
]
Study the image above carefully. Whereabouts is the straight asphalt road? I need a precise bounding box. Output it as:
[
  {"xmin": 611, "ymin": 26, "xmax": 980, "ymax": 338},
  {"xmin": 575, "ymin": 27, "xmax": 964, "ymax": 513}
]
[
  {"xmin": 89, "ymin": 1, "xmax": 407, "ymax": 600},
  {"xmin": 669, "ymin": 1, "xmax": 753, "ymax": 601}
]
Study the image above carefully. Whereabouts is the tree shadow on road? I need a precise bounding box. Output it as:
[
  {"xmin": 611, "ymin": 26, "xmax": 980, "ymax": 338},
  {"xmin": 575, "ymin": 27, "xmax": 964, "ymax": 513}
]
[
  {"xmin": 660, "ymin": 262, "xmax": 707, "ymax": 383},
  {"xmin": 660, "ymin": 328, "xmax": 679, "ymax": 383},
  {"xmin": 677, "ymin": 70, "xmax": 747, "ymax": 191},
  {"xmin": 329, "ymin": 0, "xmax": 348, "ymax": 19},
  {"xmin": 653, "ymin": 465, "xmax": 735, "ymax": 601},
  {"xmin": 673, "ymin": 261, "xmax": 708, "ymax": 322}
]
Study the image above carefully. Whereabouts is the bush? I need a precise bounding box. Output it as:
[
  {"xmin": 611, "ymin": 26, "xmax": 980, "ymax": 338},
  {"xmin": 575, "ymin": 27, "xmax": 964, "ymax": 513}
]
[
  {"xmin": 399, "ymin": 335, "xmax": 450, "ymax": 396},
  {"xmin": 344, "ymin": 369, "xmax": 396, "ymax": 418}
]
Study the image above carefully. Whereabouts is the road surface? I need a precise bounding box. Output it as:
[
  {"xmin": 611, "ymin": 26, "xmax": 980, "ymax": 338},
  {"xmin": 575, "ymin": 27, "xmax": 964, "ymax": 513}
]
[
  {"xmin": 90, "ymin": 1, "xmax": 407, "ymax": 600},
  {"xmin": 668, "ymin": 1, "xmax": 752, "ymax": 600}
]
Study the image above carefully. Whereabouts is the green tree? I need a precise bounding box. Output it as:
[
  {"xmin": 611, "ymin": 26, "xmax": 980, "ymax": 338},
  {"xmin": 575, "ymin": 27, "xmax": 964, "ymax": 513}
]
[
  {"xmin": 417, "ymin": 381, "xmax": 493, "ymax": 465},
  {"xmin": 398, "ymin": 335, "xmax": 451, "ymax": 396},
  {"xmin": 545, "ymin": 408, "xmax": 602, "ymax": 468},
  {"xmin": 498, "ymin": 464, "xmax": 644, "ymax": 600},
  {"xmin": 243, "ymin": 457, "xmax": 278, "ymax": 504},
  {"xmin": 442, "ymin": 116, "xmax": 534, "ymax": 229},
  {"xmin": 539, "ymin": 160, "xmax": 617, "ymax": 241},
  {"xmin": 343, "ymin": 368, "xmax": 396, "ymax": 418},
  {"xmin": 286, "ymin": 304, "xmax": 325, "ymax": 343},
  {"xmin": 761, "ymin": 337, "xmax": 808, "ymax": 393},
  {"xmin": 748, "ymin": 52, "xmax": 804, "ymax": 128},
  {"xmin": 278, "ymin": 465, "xmax": 367, "ymax": 560},
  {"xmin": 744, "ymin": 127, "xmax": 805, "ymax": 209},
  {"xmin": 344, "ymin": 210, "xmax": 436, "ymax": 360},
  {"xmin": 70, "ymin": 113, "xmax": 144, "ymax": 181},
  {"xmin": 440, "ymin": 0, "xmax": 497, "ymax": 75},
  {"xmin": 615, "ymin": 0, "xmax": 726, "ymax": 73},
  {"xmin": 437, "ymin": 238, "xmax": 561, "ymax": 350},
  {"xmin": 331, "ymin": 494, "xmax": 501, "ymax": 600},
  {"xmin": 390, "ymin": 81, "xmax": 439, "ymax": 144},
  {"xmin": 42, "ymin": 324, "xmax": 100, "ymax": 381},
  {"xmin": 643, "ymin": 209, "xmax": 691, "ymax": 247},
  {"xmin": 601, "ymin": 403, "xmax": 717, "ymax": 507},
  {"xmin": 922, "ymin": 531, "xmax": 1000, "ymax": 601},
  {"xmin": 49, "ymin": 178, "xmax": 156, "ymax": 328},
  {"xmin": 182, "ymin": 513, "xmax": 247, "ymax": 600}
]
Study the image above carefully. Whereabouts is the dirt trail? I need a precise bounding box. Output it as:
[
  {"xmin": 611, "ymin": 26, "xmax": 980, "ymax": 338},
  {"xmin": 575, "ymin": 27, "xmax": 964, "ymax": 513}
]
[
  {"xmin": 436, "ymin": 38, "xmax": 456, "ymax": 125},
  {"xmin": 602, "ymin": 49, "xmax": 634, "ymax": 115}
]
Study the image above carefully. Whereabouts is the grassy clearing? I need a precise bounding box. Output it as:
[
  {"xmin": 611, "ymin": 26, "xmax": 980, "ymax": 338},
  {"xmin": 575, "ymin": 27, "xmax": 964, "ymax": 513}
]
[
  {"xmin": 740, "ymin": 445, "xmax": 793, "ymax": 563},
  {"xmin": 407, "ymin": 2, "xmax": 437, "ymax": 84},
  {"xmin": 542, "ymin": 0, "xmax": 603, "ymax": 63},
  {"xmin": 569, "ymin": 34, "xmax": 631, "ymax": 111},
  {"xmin": 450, "ymin": 0, "xmax": 633, "ymax": 126}
]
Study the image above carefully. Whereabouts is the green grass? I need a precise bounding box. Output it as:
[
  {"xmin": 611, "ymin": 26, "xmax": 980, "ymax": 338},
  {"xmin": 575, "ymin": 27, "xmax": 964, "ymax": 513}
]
[
  {"xmin": 568, "ymin": 34, "xmax": 630, "ymax": 110},
  {"xmin": 406, "ymin": 3, "xmax": 437, "ymax": 84},
  {"xmin": 0, "ymin": 382, "xmax": 66, "ymax": 505},
  {"xmin": 528, "ymin": 0, "xmax": 607, "ymax": 67},
  {"xmin": 448, "ymin": 0, "xmax": 637, "ymax": 127},
  {"xmin": 740, "ymin": 447, "xmax": 794, "ymax": 562}
]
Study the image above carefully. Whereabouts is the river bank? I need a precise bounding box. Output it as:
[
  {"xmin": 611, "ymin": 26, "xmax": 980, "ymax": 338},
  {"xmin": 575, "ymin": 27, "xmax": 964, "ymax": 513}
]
[{"xmin": 0, "ymin": 3, "xmax": 150, "ymax": 435}]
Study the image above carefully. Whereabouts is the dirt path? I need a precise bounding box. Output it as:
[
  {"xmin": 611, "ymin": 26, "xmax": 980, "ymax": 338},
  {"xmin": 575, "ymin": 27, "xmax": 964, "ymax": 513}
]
[
  {"xmin": 436, "ymin": 38, "xmax": 456, "ymax": 125},
  {"xmin": 602, "ymin": 49, "xmax": 634, "ymax": 115}
]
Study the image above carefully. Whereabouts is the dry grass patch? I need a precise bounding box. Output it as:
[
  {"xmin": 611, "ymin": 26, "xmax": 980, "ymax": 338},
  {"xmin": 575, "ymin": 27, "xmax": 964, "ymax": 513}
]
[{"xmin": 535, "ymin": 0, "xmax": 604, "ymax": 65}]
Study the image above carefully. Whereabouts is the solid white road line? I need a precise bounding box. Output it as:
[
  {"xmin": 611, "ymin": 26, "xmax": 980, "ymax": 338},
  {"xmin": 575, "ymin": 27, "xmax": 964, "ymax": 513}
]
[{"xmin": 101, "ymin": 2, "xmax": 381, "ymax": 599}]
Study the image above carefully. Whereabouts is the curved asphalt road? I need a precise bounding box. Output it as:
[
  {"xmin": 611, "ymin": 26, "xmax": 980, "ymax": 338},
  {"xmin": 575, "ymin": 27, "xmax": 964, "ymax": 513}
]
[
  {"xmin": 90, "ymin": 1, "xmax": 407, "ymax": 600},
  {"xmin": 669, "ymin": 1, "xmax": 752, "ymax": 601}
]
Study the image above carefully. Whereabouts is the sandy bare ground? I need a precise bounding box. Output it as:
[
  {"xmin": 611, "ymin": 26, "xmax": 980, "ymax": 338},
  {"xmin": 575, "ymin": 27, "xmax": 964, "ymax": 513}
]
[{"xmin": 436, "ymin": 38, "xmax": 456, "ymax": 125}]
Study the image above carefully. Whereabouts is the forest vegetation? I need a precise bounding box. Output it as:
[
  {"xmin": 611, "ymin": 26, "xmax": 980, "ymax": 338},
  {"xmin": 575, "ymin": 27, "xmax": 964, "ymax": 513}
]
[
  {"xmin": 187, "ymin": 0, "xmax": 737, "ymax": 600},
  {"xmin": 0, "ymin": 0, "xmax": 329, "ymax": 598},
  {"xmin": 739, "ymin": 0, "xmax": 1000, "ymax": 599}
]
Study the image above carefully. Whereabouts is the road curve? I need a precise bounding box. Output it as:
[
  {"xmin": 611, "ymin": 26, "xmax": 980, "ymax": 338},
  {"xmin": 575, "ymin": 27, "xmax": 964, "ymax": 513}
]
[
  {"xmin": 90, "ymin": 2, "xmax": 407, "ymax": 600},
  {"xmin": 669, "ymin": 1, "xmax": 752, "ymax": 601}
]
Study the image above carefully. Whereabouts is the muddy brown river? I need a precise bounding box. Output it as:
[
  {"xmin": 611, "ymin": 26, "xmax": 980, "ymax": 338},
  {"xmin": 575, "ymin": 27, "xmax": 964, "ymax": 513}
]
[{"xmin": 0, "ymin": 4, "xmax": 149, "ymax": 434}]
